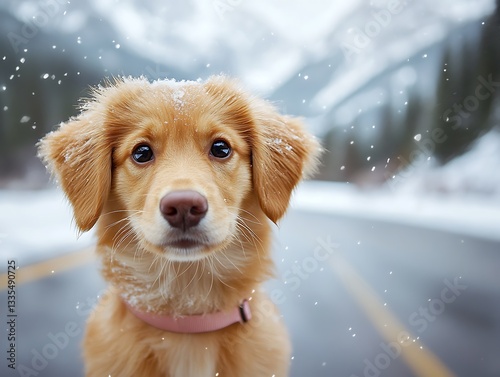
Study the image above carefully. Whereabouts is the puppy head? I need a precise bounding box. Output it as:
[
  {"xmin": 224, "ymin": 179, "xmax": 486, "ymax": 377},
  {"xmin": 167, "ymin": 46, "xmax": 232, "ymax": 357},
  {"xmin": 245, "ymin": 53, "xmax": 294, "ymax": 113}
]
[{"xmin": 38, "ymin": 76, "xmax": 320, "ymax": 261}]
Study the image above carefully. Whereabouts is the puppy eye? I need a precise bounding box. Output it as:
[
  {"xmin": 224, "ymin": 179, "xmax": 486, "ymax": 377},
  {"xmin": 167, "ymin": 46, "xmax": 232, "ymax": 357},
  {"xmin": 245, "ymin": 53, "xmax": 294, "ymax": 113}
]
[
  {"xmin": 210, "ymin": 140, "xmax": 232, "ymax": 159},
  {"xmin": 132, "ymin": 144, "xmax": 154, "ymax": 163}
]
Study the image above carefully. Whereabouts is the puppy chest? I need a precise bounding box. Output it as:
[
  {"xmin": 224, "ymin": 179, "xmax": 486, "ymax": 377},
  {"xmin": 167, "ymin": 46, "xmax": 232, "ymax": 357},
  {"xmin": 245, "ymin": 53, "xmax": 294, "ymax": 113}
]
[{"xmin": 154, "ymin": 335, "xmax": 219, "ymax": 377}]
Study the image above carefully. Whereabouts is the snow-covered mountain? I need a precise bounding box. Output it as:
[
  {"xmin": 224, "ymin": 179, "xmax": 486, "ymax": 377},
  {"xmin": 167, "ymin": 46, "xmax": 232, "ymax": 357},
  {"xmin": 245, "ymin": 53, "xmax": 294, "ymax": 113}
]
[
  {"xmin": 0, "ymin": 0, "xmax": 498, "ymax": 187},
  {"xmin": 2, "ymin": 0, "xmax": 496, "ymax": 109}
]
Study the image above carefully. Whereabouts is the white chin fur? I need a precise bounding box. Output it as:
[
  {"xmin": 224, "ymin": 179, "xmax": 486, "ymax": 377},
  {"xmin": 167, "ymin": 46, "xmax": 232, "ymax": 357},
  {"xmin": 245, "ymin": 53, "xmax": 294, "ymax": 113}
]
[{"xmin": 162, "ymin": 246, "xmax": 211, "ymax": 262}]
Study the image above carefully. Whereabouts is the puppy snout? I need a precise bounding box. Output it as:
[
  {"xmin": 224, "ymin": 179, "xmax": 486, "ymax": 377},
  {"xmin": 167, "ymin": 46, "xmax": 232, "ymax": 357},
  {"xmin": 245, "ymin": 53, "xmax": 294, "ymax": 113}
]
[{"xmin": 160, "ymin": 190, "xmax": 208, "ymax": 230}]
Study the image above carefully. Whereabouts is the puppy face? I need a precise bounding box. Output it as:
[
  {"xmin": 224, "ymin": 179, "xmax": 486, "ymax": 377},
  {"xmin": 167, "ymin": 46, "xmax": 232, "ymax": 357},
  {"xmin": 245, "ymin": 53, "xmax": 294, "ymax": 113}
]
[
  {"xmin": 39, "ymin": 76, "xmax": 319, "ymax": 263},
  {"xmin": 110, "ymin": 81, "xmax": 253, "ymax": 261}
]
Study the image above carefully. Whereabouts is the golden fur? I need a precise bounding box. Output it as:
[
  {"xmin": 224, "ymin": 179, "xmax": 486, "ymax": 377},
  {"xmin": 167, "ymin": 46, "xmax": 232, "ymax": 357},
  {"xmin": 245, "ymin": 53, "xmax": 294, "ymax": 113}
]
[{"xmin": 38, "ymin": 76, "xmax": 320, "ymax": 377}]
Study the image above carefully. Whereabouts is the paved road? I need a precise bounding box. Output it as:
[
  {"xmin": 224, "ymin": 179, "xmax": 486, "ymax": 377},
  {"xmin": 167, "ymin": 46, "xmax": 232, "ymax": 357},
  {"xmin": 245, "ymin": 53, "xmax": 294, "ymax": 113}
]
[
  {"xmin": 275, "ymin": 210, "xmax": 500, "ymax": 377},
  {"xmin": 1, "ymin": 209, "xmax": 499, "ymax": 377}
]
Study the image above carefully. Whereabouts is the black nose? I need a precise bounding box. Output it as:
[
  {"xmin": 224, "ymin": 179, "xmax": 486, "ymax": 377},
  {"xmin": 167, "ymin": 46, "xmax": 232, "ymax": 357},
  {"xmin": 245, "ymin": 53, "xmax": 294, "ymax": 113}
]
[{"xmin": 159, "ymin": 190, "xmax": 208, "ymax": 230}]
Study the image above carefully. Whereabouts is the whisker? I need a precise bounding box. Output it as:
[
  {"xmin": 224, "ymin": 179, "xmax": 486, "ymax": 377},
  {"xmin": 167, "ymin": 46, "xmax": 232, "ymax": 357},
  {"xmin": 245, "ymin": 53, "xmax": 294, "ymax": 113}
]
[
  {"xmin": 234, "ymin": 216, "xmax": 265, "ymax": 264},
  {"xmin": 101, "ymin": 209, "xmax": 145, "ymax": 217},
  {"xmin": 177, "ymin": 260, "xmax": 194, "ymax": 280},
  {"xmin": 112, "ymin": 225, "xmax": 138, "ymax": 253},
  {"xmin": 203, "ymin": 256, "xmax": 216, "ymax": 300},
  {"xmin": 182, "ymin": 260, "xmax": 200, "ymax": 293},
  {"xmin": 154, "ymin": 257, "xmax": 175, "ymax": 303},
  {"xmin": 100, "ymin": 210, "xmax": 141, "ymax": 241},
  {"xmin": 209, "ymin": 256, "xmax": 235, "ymax": 291},
  {"xmin": 222, "ymin": 251, "xmax": 243, "ymax": 275},
  {"xmin": 226, "ymin": 206, "xmax": 262, "ymax": 225}
]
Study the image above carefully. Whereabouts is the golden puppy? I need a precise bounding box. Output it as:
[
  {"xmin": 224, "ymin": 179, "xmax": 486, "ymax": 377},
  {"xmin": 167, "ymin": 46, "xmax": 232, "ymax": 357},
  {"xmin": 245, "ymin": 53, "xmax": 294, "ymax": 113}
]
[{"xmin": 38, "ymin": 76, "xmax": 320, "ymax": 377}]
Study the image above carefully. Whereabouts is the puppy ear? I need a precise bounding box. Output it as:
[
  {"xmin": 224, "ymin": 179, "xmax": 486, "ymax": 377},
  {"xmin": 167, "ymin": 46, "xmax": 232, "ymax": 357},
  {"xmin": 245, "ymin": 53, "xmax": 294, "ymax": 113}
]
[
  {"xmin": 252, "ymin": 105, "xmax": 321, "ymax": 223},
  {"xmin": 38, "ymin": 112, "xmax": 111, "ymax": 232}
]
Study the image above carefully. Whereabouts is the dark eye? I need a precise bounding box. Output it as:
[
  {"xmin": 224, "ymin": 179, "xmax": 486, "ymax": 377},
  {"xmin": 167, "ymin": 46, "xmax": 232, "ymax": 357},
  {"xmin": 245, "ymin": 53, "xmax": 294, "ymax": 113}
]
[
  {"xmin": 210, "ymin": 140, "xmax": 231, "ymax": 159},
  {"xmin": 132, "ymin": 144, "xmax": 154, "ymax": 163}
]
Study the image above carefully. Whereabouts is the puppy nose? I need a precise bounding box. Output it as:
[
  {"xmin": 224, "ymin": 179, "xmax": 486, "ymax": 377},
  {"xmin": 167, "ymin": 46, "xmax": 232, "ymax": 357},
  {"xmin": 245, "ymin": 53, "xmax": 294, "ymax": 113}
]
[{"xmin": 160, "ymin": 190, "xmax": 208, "ymax": 230}]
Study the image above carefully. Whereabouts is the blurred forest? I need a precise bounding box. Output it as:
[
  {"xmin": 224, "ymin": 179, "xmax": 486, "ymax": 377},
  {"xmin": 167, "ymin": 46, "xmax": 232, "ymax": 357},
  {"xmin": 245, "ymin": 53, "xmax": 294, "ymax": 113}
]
[
  {"xmin": 0, "ymin": 0, "xmax": 499, "ymax": 188},
  {"xmin": 320, "ymin": 2, "xmax": 500, "ymax": 186}
]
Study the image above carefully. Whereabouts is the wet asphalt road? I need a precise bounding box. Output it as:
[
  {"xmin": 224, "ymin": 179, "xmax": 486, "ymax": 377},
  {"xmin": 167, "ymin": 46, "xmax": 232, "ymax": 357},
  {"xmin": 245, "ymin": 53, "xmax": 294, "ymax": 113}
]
[{"xmin": 1, "ymin": 208, "xmax": 499, "ymax": 377}]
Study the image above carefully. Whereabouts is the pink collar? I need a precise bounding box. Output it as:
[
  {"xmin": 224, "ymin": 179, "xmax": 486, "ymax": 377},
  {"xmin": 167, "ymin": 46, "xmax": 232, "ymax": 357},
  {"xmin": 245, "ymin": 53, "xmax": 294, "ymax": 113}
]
[{"xmin": 124, "ymin": 300, "xmax": 252, "ymax": 334}]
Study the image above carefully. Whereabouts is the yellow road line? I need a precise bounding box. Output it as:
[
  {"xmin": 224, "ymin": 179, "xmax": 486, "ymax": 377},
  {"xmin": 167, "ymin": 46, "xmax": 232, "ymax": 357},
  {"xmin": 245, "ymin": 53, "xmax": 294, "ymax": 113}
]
[
  {"xmin": 330, "ymin": 255, "xmax": 456, "ymax": 377},
  {"xmin": 1, "ymin": 247, "xmax": 95, "ymax": 290}
]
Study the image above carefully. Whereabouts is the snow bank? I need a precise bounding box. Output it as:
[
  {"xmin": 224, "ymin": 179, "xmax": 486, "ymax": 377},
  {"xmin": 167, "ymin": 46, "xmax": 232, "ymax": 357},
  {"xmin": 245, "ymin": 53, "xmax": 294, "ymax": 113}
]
[
  {"xmin": 395, "ymin": 130, "xmax": 500, "ymax": 199},
  {"xmin": 293, "ymin": 130, "xmax": 500, "ymax": 242},
  {"xmin": 292, "ymin": 181, "xmax": 500, "ymax": 242},
  {"xmin": 0, "ymin": 189, "xmax": 94, "ymax": 264}
]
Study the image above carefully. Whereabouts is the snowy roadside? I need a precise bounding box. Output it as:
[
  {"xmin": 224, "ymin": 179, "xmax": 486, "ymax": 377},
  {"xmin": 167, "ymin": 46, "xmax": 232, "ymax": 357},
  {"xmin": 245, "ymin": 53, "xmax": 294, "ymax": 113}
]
[
  {"xmin": 0, "ymin": 189, "xmax": 95, "ymax": 265},
  {"xmin": 292, "ymin": 180, "xmax": 500, "ymax": 242},
  {"xmin": 293, "ymin": 130, "xmax": 500, "ymax": 242}
]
